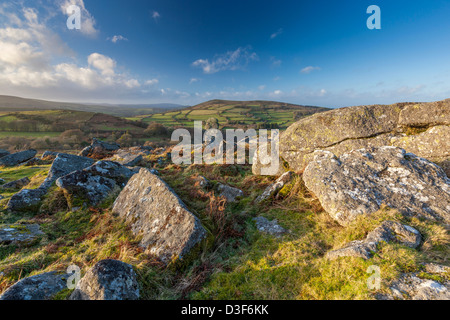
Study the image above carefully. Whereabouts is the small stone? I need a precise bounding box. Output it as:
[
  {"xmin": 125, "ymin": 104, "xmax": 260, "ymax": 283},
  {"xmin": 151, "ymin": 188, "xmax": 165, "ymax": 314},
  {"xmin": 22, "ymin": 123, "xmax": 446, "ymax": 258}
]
[
  {"xmin": 255, "ymin": 171, "xmax": 294, "ymax": 203},
  {"xmin": 217, "ymin": 183, "xmax": 243, "ymax": 203},
  {"xmin": 326, "ymin": 221, "xmax": 422, "ymax": 260},
  {"xmin": 0, "ymin": 224, "xmax": 44, "ymax": 246},
  {"xmin": 253, "ymin": 216, "xmax": 287, "ymax": 237}
]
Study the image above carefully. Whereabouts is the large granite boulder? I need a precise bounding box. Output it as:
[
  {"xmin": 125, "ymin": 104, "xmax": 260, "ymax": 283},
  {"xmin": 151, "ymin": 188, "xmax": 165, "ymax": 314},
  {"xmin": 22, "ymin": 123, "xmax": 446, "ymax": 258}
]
[
  {"xmin": 303, "ymin": 147, "xmax": 450, "ymax": 226},
  {"xmin": 0, "ymin": 272, "xmax": 69, "ymax": 300},
  {"xmin": 0, "ymin": 224, "xmax": 44, "ymax": 246},
  {"xmin": 273, "ymin": 99, "xmax": 450, "ymax": 176},
  {"xmin": 112, "ymin": 168, "xmax": 207, "ymax": 264},
  {"xmin": 56, "ymin": 161, "xmax": 134, "ymax": 206},
  {"xmin": 79, "ymin": 138, "xmax": 120, "ymax": 159},
  {"xmin": 0, "ymin": 150, "xmax": 37, "ymax": 167},
  {"xmin": 326, "ymin": 221, "xmax": 422, "ymax": 260},
  {"xmin": 69, "ymin": 260, "xmax": 139, "ymax": 300}
]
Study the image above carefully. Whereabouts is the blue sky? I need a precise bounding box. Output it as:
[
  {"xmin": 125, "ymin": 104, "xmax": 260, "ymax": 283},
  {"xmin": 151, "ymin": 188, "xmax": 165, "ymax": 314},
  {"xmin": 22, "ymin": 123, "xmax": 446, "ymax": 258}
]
[{"xmin": 1, "ymin": 0, "xmax": 450, "ymax": 107}]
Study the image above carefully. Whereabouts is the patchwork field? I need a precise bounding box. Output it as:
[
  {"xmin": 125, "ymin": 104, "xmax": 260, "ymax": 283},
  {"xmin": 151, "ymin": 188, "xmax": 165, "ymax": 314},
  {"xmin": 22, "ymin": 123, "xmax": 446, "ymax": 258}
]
[{"xmin": 135, "ymin": 100, "xmax": 329, "ymax": 129}]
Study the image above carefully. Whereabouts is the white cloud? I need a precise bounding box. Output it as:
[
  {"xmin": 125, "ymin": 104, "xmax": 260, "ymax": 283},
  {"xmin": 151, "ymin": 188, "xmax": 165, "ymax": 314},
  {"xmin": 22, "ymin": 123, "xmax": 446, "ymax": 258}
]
[
  {"xmin": 152, "ymin": 11, "xmax": 160, "ymax": 21},
  {"xmin": 189, "ymin": 78, "xmax": 200, "ymax": 84},
  {"xmin": 192, "ymin": 47, "xmax": 258, "ymax": 74},
  {"xmin": 60, "ymin": 0, "xmax": 98, "ymax": 37},
  {"xmin": 300, "ymin": 66, "xmax": 321, "ymax": 74},
  {"xmin": 270, "ymin": 28, "xmax": 283, "ymax": 40},
  {"xmin": 145, "ymin": 79, "xmax": 159, "ymax": 86},
  {"xmin": 87, "ymin": 53, "xmax": 116, "ymax": 76},
  {"xmin": 0, "ymin": 5, "xmax": 164, "ymax": 101},
  {"xmin": 258, "ymin": 85, "xmax": 266, "ymax": 91},
  {"xmin": 271, "ymin": 58, "xmax": 282, "ymax": 67},
  {"xmin": 108, "ymin": 35, "xmax": 128, "ymax": 43}
]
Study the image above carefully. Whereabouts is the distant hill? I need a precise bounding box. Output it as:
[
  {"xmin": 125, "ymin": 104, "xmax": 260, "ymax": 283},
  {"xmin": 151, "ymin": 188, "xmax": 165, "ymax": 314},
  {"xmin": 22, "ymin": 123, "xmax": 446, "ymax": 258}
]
[
  {"xmin": 0, "ymin": 95, "xmax": 183, "ymax": 117},
  {"xmin": 0, "ymin": 109, "xmax": 147, "ymax": 138},
  {"xmin": 138, "ymin": 99, "xmax": 330, "ymax": 129}
]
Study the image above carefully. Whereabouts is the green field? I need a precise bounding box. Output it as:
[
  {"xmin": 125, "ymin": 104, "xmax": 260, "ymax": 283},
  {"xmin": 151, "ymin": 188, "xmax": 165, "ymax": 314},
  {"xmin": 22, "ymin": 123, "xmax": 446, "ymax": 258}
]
[
  {"xmin": 0, "ymin": 132, "xmax": 61, "ymax": 138},
  {"xmin": 138, "ymin": 100, "xmax": 329, "ymax": 129}
]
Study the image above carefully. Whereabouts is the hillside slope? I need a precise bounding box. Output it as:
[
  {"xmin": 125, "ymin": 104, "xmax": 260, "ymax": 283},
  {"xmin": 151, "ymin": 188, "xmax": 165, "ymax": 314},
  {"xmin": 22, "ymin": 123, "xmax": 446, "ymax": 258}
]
[
  {"xmin": 138, "ymin": 99, "xmax": 330, "ymax": 129},
  {"xmin": 0, "ymin": 95, "xmax": 181, "ymax": 117}
]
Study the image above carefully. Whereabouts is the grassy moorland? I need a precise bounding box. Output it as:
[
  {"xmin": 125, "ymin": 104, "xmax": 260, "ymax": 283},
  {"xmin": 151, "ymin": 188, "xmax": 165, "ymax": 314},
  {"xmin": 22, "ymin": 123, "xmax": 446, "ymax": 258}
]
[{"xmin": 0, "ymin": 156, "xmax": 447, "ymax": 300}]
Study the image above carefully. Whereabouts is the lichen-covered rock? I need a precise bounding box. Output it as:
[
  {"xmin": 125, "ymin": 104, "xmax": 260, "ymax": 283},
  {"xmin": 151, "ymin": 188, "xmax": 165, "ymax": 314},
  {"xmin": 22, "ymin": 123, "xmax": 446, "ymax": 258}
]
[
  {"xmin": 0, "ymin": 272, "xmax": 69, "ymax": 300},
  {"xmin": 70, "ymin": 260, "xmax": 139, "ymax": 300},
  {"xmin": 112, "ymin": 168, "xmax": 207, "ymax": 264},
  {"xmin": 253, "ymin": 216, "xmax": 287, "ymax": 236},
  {"xmin": 0, "ymin": 149, "xmax": 37, "ymax": 167},
  {"xmin": 0, "ymin": 224, "xmax": 44, "ymax": 246},
  {"xmin": 387, "ymin": 273, "xmax": 450, "ymax": 300},
  {"xmin": 0, "ymin": 177, "xmax": 30, "ymax": 190},
  {"xmin": 398, "ymin": 100, "xmax": 450, "ymax": 128},
  {"xmin": 40, "ymin": 151, "xmax": 74, "ymax": 161},
  {"xmin": 56, "ymin": 161, "xmax": 133, "ymax": 206},
  {"xmin": 391, "ymin": 125, "xmax": 450, "ymax": 177},
  {"xmin": 276, "ymin": 100, "xmax": 450, "ymax": 174},
  {"xmin": 106, "ymin": 150, "xmax": 143, "ymax": 166},
  {"xmin": 7, "ymin": 154, "xmax": 95, "ymax": 212},
  {"xmin": 0, "ymin": 149, "xmax": 10, "ymax": 158},
  {"xmin": 255, "ymin": 171, "xmax": 294, "ymax": 203},
  {"xmin": 303, "ymin": 147, "xmax": 450, "ymax": 226},
  {"xmin": 326, "ymin": 221, "xmax": 421, "ymax": 260},
  {"xmin": 279, "ymin": 104, "xmax": 403, "ymax": 172},
  {"xmin": 252, "ymin": 140, "xmax": 285, "ymax": 176},
  {"xmin": 79, "ymin": 138, "xmax": 120, "ymax": 159},
  {"xmin": 6, "ymin": 188, "xmax": 47, "ymax": 212},
  {"xmin": 217, "ymin": 183, "xmax": 244, "ymax": 203},
  {"xmin": 41, "ymin": 154, "xmax": 95, "ymax": 190}
]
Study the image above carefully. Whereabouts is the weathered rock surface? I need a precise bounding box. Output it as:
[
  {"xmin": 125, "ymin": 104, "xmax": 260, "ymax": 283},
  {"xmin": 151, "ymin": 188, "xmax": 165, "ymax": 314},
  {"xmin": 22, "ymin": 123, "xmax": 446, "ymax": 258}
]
[
  {"xmin": 253, "ymin": 216, "xmax": 287, "ymax": 236},
  {"xmin": 0, "ymin": 149, "xmax": 37, "ymax": 167},
  {"xmin": 255, "ymin": 171, "xmax": 294, "ymax": 203},
  {"xmin": 275, "ymin": 100, "xmax": 450, "ymax": 175},
  {"xmin": 41, "ymin": 151, "xmax": 74, "ymax": 160},
  {"xmin": 106, "ymin": 149, "xmax": 143, "ymax": 166},
  {"xmin": 0, "ymin": 149, "xmax": 10, "ymax": 158},
  {"xmin": 303, "ymin": 147, "xmax": 450, "ymax": 226},
  {"xmin": 79, "ymin": 138, "xmax": 120, "ymax": 159},
  {"xmin": 70, "ymin": 259, "xmax": 139, "ymax": 300},
  {"xmin": 217, "ymin": 183, "xmax": 244, "ymax": 203},
  {"xmin": 387, "ymin": 273, "xmax": 450, "ymax": 300},
  {"xmin": 326, "ymin": 221, "xmax": 421, "ymax": 260},
  {"xmin": 56, "ymin": 161, "xmax": 134, "ymax": 206},
  {"xmin": 0, "ymin": 224, "xmax": 44, "ymax": 246},
  {"xmin": 0, "ymin": 272, "xmax": 69, "ymax": 300},
  {"xmin": 41, "ymin": 154, "xmax": 95, "ymax": 190},
  {"xmin": 0, "ymin": 177, "xmax": 30, "ymax": 189},
  {"xmin": 252, "ymin": 140, "xmax": 285, "ymax": 176},
  {"xmin": 6, "ymin": 188, "xmax": 47, "ymax": 212},
  {"xmin": 7, "ymin": 154, "xmax": 95, "ymax": 211},
  {"xmin": 112, "ymin": 168, "xmax": 207, "ymax": 264}
]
